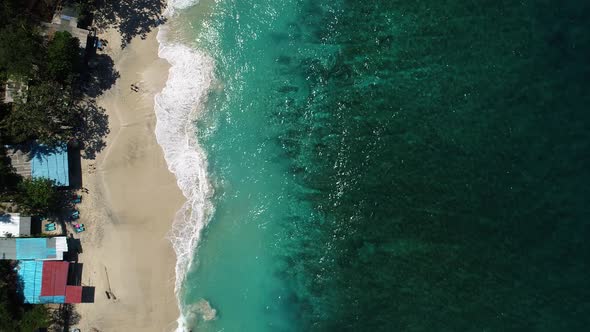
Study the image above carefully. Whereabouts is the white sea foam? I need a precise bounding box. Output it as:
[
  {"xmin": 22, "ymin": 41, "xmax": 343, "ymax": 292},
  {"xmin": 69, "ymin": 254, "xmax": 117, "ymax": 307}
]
[
  {"xmin": 164, "ymin": 0, "xmax": 201, "ymax": 15},
  {"xmin": 154, "ymin": 10, "xmax": 215, "ymax": 330}
]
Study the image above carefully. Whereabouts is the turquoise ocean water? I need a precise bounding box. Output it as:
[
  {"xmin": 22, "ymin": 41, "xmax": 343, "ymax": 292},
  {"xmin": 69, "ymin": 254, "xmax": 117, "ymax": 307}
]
[{"xmin": 156, "ymin": 1, "xmax": 590, "ymax": 331}]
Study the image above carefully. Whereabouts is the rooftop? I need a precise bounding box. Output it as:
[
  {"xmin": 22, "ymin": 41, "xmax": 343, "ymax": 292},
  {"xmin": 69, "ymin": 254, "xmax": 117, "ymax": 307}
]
[
  {"xmin": 18, "ymin": 260, "xmax": 84, "ymax": 304},
  {"xmin": 30, "ymin": 144, "xmax": 70, "ymax": 187},
  {"xmin": 41, "ymin": 6, "xmax": 91, "ymax": 50},
  {"xmin": 3, "ymin": 79, "xmax": 28, "ymax": 104},
  {"xmin": 0, "ymin": 237, "xmax": 68, "ymax": 261},
  {"xmin": 5, "ymin": 142, "xmax": 70, "ymax": 187},
  {"xmin": 0, "ymin": 213, "xmax": 31, "ymax": 237}
]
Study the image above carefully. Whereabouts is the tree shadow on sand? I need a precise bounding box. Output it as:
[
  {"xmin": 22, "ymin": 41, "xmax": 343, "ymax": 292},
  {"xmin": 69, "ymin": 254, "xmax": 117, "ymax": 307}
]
[
  {"xmin": 75, "ymin": 100, "xmax": 110, "ymax": 160},
  {"xmin": 84, "ymin": 53, "xmax": 120, "ymax": 98},
  {"xmin": 93, "ymin": 0, "xmax": 167, "ymax": 48},
  {"xmin": 51, "ymin": 304, "xmax": 81, "ymax": 331}
]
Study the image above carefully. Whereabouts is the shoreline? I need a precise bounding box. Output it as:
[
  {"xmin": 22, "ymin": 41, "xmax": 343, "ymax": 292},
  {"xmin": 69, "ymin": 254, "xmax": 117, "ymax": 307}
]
[{"xmin": 75, "ymin": 28, "xmax": 184, "ymax": 331}]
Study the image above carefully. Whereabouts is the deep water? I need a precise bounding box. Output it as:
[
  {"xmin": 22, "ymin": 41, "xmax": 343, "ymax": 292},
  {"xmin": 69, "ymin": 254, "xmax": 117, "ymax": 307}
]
[{"xmin": 176, "ymin": 0, "xmax": 590, "ymax": 331}]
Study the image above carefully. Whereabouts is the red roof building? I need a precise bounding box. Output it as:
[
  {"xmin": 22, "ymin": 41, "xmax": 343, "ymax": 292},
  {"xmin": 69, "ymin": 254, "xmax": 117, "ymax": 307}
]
[
  {"xmin": 18, "ymin": 260, "xmax": 85, "ymax": 304},
  {"xmin": 65, "ymin": 286, "xmax": 83, "ymax": 303},
  {"xmin": 40, "ymin": 261, "xmax": 68, "ymax": 297}
]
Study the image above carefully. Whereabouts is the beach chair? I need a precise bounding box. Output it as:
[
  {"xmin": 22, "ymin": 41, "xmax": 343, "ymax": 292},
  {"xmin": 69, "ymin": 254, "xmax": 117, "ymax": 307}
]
[
  {"xmin": 70, "ymin": 210, "xmax": 80, "ymax": 220},
  {"xmin": 72, "ymin": 195, "xmax": 82, "ymax": 204}
]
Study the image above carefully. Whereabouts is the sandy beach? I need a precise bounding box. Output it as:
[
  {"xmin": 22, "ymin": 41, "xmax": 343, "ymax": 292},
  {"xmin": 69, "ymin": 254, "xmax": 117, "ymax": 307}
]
[{"xmin": 73, "ymin": 28, "xmax": 183, "ymax": 331}]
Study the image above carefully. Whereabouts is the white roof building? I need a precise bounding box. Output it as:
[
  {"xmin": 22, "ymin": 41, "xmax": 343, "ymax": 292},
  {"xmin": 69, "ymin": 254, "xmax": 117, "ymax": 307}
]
[{"xmin": 0, "ymin": 213, "xmax": 32, "ymax": 237}]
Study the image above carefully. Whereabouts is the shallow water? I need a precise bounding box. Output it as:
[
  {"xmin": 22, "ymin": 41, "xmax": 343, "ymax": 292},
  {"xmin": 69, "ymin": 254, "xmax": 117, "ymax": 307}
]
[{"xmin": 158, "ymin": 0, "xmax": 590, "ymax": 331}]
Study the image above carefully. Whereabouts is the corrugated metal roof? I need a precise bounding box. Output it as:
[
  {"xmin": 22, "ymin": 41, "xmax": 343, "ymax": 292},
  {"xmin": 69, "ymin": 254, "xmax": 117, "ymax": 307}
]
[
  {"xmin": 41, "ymin": 261, "xmax": 68, "ymax": 297},
  {"xmin": 30, "ymin": 143, "xmax": 70, "ymax": 187},
  {"xmin": 19, "ymin": 216, "xmax": 31, "ymax": 236},
  {"xmin": 18, "ymin": 261, "xmax": 72, "ymax": 304},
  {"xmin": 39, "ymin": 295, "xmax": 65, "ymax": 304},
  {"xmin": 0, "ymin": 213, "xmax": 31, "ymax": 237},
  {"xmin": 55, "ymin": 237, "xmax": 68, "ymax": 260},
  {"xmin": 65, "ymin": 286, "xmax": 83, "ymax": 303},
  {"xmin": 18, "ymin": 260, "xmax": 44, "ymax": 304},
  {"xmin": 16, "ymin": 238, "xmax": 56, "ymax": 260},
  {"xmin": 0, "ymin": 238, "xmax": 16, "ymax": 259},
  {"xmin": 0, "ymin": 237, "xmax": 68, "ymax": 261}
]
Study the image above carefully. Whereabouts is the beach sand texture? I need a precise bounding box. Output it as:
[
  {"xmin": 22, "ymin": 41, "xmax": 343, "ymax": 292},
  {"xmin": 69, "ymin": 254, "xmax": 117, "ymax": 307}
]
[{"xmin": 74, "ymin": 28, "xmax": 183, "ymax": 331}]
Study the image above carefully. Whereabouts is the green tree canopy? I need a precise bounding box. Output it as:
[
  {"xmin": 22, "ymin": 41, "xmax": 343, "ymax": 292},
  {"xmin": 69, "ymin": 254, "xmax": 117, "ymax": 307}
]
[
  {"xmin": 0, "ymin": 261, "xmax": 20, "ymax": 332},
  {"xmin": 18, "ymin": 305, "xmax": 50, "ymax": 332},
  {"xmin": 0, "ymin": 158, "xmax": 21, "ymax": 193},
  {"xmin": 1, "ymin": 81, "xmax": 77, "ymax": 144},
  {"xmin": 45, "ymin": 31, "xmax": 81, "ymax": 82},
  {"xmin": 0, "ymin": 22, "xmax": 40, "ymax": 79},
  {"xmin": 0, "ymin": 0, "xmax": 29, "ymax": 27},
  {"xmin": 0, "ymin": 261, "xmax": 50, "ymax": 332},
  {"xmin": 15, "ymin": 177, "xmax": 59, "ymax": 215}
]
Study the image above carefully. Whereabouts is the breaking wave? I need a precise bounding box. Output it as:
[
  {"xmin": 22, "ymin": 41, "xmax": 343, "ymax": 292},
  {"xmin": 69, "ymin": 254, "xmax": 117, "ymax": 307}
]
[
  {"xmin": 164, "ymin": 0, "xmax": 200, "ymax": 15},
  {"xmin": 154, "ymin": 5, "xmax": 215, "ymax": 330}
]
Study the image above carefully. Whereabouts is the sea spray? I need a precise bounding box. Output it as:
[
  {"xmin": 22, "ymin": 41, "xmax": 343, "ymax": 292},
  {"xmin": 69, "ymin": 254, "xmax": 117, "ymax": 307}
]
[{"xmin": 154, "ymin": 13, "xmax": 216, "ymax": 331}]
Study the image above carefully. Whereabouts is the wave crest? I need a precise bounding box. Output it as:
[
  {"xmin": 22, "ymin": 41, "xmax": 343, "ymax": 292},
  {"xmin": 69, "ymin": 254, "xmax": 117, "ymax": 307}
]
[
  {"xmin": 164, "ymin": 0, "xmax": 201, "ymax": 15},
  {"xmin": 154, "ymin": 24, "xmax": 215, "ymax": 331}
]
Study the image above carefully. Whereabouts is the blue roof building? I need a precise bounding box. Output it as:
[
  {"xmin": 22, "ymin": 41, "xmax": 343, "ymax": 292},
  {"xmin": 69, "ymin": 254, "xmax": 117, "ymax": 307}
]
[
  {"xmin": 0, "ymin": 237, "xmax": 68, "ymax": 261},
  {"xmin": 19, "ymin": 260, "xmax": 44, "ymax": 303},
  {"xmin": 17, "ymin": 260, "xmax": 81, "ymax": 304},
  {"xmin": 30, "ymin": 143, "xmax": 70, "ymax": 187}
]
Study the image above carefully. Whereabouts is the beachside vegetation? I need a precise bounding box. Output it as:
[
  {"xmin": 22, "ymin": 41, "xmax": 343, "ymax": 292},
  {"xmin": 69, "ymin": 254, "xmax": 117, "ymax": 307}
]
[
  {"xmin": 0, "ymin": 260, "xmax": 50, "ymax": 331},
  {"xmin": 0, "ymin": 24, "xmax": 41, "ymax": 80},
  {"xmin": 14, "ymin": 178, "xmax": 60, "ymax": 215},
  {"xmin": 73, "ymin": 0, "xmax": 96, "ymax": 28},
  {"xmin": 46, "ymin": 31, "xmax": 82, "ymax": 83},
  {"xmin": 0, "ymin": 1, "xmax": 40, "ymax": 80},
  {"xmin": 0, "ymin": 153, "xmax": 21, "ymax": 193},
  {"xmin": 2, "ymin": 82, "xmax": 77, "ymax": 144},
  {"xmin": 0, "ymin": 0, "xmax": 103, "ymax": 329},
  {"xmin": 0, "ymin": 0, "xmax": 84, "ymax": 146}
]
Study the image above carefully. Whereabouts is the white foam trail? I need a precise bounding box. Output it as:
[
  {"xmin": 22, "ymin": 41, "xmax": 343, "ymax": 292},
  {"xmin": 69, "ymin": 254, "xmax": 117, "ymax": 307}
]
[{"xmin": 154, "ymin": 8, "xmax": 215, "ymax": 330}]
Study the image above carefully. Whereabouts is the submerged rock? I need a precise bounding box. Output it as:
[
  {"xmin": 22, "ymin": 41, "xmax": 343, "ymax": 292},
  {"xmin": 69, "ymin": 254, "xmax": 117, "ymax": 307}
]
[{"xmin": 188, "ymin": 299, "xmax": 217, "ymax": 322}]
